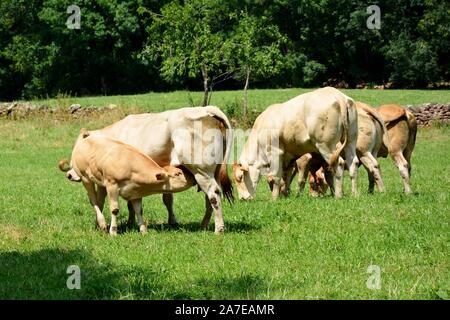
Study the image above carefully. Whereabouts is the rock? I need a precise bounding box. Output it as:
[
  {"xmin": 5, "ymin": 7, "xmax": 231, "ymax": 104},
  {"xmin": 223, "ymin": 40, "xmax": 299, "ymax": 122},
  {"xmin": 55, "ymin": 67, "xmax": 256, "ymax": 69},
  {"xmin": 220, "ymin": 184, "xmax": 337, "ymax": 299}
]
[{"xmin": 69, "ymin": 104, "xmax": 81, "ymax": 114}]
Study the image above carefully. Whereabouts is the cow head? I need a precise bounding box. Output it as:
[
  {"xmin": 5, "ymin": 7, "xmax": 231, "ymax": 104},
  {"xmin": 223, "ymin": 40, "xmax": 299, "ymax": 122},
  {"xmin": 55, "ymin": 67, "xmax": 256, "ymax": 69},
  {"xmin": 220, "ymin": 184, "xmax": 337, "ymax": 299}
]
[{"xmin": 232, "ymin": 161, "xmax": 260, "ymax": 200}]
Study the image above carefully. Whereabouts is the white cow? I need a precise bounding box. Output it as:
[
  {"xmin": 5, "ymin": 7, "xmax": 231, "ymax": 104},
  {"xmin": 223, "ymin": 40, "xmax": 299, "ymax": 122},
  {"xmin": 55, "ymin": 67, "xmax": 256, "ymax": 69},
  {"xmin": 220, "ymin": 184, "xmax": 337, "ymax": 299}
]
[
  {"xmin": 67, "ymin": 106, "xmax": 233, "ymax": 234},
  {"xmin": 232, "ymin": 87, "xmax": 359, "ymax": 200}
]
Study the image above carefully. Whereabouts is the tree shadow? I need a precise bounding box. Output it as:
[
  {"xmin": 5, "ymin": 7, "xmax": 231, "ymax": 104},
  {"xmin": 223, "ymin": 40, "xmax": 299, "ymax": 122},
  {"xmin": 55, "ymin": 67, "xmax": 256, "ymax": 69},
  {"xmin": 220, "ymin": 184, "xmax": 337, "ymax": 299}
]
[
  {"xmin": 0, "ymin": 248, "xmax": 163, "ymax": 299},
  {"xmin": 0, "ymin": 248, "xmax": 269, "ymax": 300},
  {"xmin": 194, "ymin": 274, "xmax": 267, "ymax": 299}
]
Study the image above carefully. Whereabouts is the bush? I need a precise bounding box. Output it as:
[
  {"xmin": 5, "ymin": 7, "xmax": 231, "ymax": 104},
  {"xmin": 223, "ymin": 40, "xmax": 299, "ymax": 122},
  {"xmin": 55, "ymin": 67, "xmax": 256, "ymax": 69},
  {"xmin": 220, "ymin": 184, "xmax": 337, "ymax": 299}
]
[{"xmin": 386, "ymin": 34, "xmax": 440, "ymax": 88}]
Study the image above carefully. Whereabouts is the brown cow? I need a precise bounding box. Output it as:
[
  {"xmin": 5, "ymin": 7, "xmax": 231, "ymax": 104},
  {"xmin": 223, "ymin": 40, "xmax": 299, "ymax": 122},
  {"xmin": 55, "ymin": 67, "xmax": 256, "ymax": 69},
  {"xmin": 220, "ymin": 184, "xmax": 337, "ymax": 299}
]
[
  {"xmin": 377, "ymin": 104, "xmax": 417, "ymax": 194},
  {"xmin": 59, "ymin": 131, "xmax": 196, "ymax": 236}
]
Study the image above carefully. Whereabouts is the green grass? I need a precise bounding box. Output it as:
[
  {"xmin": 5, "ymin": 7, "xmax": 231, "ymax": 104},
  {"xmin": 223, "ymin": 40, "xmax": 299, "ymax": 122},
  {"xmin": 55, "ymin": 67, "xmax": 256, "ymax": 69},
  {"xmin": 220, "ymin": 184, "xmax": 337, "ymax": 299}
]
[
  {"xmin": 29, "ymin": 88, "xmax": 450, "ymax": 113},
  {"xmin": 0, "ymin": 88, "xmax": 449, "ymax": 299}
]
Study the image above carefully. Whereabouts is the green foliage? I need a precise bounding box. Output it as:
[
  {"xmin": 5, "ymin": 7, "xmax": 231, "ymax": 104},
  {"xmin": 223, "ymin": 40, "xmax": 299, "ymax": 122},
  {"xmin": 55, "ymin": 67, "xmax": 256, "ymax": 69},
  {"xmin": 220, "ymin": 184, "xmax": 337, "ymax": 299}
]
[
  {"xmin": 227, "ymin": 13, "xmax": 285, "ymax": 81},
  {"xmin": 0, "ymin": 0, "xmax": 449, "ymax": 100},
  {"xmin": 386, "ymin": 35, "xmax": 440, "ymax": 88}
]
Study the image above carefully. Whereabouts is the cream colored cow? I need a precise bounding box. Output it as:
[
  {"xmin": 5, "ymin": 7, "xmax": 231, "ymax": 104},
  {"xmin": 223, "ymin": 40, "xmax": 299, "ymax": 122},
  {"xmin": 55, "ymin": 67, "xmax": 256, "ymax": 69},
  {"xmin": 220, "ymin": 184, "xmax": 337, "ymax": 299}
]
[
  {"xmin": 233, "ymin": 87, "xmax": 359, "ymax": 200},
  {"xmin": 289, "ymin": 102, "xmax": 390, "ymax": 195},
  {"xmin": 60, "ymin": 133, "xmax": 196, "ymax": 235},
  {"xmin": 63, "ymin": 106, "xmax": 233, "ymax": 234}
]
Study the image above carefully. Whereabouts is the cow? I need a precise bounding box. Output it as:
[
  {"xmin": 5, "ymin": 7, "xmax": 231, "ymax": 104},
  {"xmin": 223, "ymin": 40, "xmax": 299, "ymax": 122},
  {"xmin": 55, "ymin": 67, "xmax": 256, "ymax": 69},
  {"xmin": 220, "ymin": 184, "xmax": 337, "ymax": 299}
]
[
  {"xmin": 232, "ymin": 87, "xmax": 359, "ymax": 200},
  {"xmin": 61, "ymin": 106, "xmax": 234, "ymax": 234},
  {"xmin": 59, "ymin": 132, "xmax": 196, "ymax": 235},
  {"xmin": 377, "ymin": 104, "xmax": 417, "ymax": 194},
  {"xmin": 286, "ymin": 102, "xmax": 390, "ymax": 196}
]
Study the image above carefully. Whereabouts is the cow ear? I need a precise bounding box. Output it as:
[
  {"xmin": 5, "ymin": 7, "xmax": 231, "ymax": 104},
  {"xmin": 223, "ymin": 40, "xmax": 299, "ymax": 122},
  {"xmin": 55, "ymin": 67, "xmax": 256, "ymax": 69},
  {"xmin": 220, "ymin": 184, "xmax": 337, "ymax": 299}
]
[
  {"xmin": 155, "ymin": 172, "xmax": 167, "ymax": 180},
  {"xmin": 239, "ymin": 163, "xmax": 249, "ymax": 172}
]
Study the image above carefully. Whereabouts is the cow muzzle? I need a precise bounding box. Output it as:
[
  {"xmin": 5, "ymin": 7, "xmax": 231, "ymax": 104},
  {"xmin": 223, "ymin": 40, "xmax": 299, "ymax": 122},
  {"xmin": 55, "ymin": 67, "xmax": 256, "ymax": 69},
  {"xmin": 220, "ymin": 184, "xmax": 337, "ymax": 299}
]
[{"xmin": 66, "ymin": 169, "xmax": 81, "ymax": 182}]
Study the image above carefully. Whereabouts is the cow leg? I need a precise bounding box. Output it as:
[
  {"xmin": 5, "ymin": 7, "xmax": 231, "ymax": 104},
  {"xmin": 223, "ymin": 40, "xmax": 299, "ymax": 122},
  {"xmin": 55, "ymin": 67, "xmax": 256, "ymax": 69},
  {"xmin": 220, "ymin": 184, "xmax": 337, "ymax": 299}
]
[
  {"xmin": 97, "ymin": 186, "xmax": 107, "ymax": 212},
  {"xmin": 403, "ymin": 148, "xmax": 413, "ymax": 177},
  {"xmin": 334, "ymin": 157, "xmax": 345, "ymax": 198},
  {"xmin": 359, "ymin": 153, "xmax": 385, "ymax": 193},
  {"xmin": 106, "ymin": 185, "xmax": 120, "ymax": 236},
  {"xmin": 83, "ymin": 181, "xmax": 107, "ymax": 232},
  {"xmin": 131, "ymin": 198, "xmax": 147, "ymax": 234},
  {"xmin": 392, "ymin": 152, "xmax": 412, "ymax": 194},
  {"xmin": 163, "ymin": 193, "xmax": 178, "ymax": 226},
  {"xmin": 366, "ymin": 166, "xmax": 376, "ymax": 194},
  {"xmin": 280, "ymin": 161, "xmax": 295, "ymax": 197},
  {"xmin": 296, "ymin": 154, "xmax": 312, "ymax": 196},
  {"xmin": 324, "ymin": 167, "xmax": 336, "ymax": 196},
  {"xmin": 127, "ymin": 201, "xmax": 136, "ymax": 227},
  {"xmin": 201, "ymin": 194, "xmax": 213, "ymax": 230},
  {"xmin": 192, "ymin": 172, "xmax": 224, "ymax": 234},
  {"xmin": 344, "ymin": 145, "xmax": 359, "ymax": 196}
]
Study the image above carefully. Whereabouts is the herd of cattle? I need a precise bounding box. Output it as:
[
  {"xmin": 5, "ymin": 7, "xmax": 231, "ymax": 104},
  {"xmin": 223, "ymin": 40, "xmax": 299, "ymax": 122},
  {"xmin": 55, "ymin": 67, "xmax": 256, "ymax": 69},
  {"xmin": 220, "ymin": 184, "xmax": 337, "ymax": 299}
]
[{"xmin": 59, "ymin": 87, "xmax": 417, "ymax": 235}]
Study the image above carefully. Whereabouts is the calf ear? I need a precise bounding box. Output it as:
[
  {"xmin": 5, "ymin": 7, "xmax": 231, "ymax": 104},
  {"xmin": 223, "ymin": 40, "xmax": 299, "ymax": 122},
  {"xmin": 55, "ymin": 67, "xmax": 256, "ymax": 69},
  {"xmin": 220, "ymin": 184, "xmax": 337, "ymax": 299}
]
[
  {"xmin": 155, "ymin": 172, "xmax": 167, "ymax": 180},
  {"xmin": 80, "ymin": 128, "xmax": 90, "ymax": 138}
]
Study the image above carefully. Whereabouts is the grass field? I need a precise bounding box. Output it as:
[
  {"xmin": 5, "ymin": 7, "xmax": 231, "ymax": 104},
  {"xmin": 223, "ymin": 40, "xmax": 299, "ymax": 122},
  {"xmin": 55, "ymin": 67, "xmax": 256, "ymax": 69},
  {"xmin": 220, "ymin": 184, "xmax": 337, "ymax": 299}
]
[{"xmin": 0, "ymin": 88, "xmax": 449, "ymax": 299}]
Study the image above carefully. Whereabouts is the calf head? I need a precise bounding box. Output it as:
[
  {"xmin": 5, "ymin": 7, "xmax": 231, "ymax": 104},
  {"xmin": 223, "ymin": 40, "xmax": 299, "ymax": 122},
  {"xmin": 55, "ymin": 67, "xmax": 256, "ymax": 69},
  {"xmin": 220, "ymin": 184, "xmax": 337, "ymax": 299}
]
[{"xmin": 309, "ymin": 167, "xmax": 328, "ymax": 197}]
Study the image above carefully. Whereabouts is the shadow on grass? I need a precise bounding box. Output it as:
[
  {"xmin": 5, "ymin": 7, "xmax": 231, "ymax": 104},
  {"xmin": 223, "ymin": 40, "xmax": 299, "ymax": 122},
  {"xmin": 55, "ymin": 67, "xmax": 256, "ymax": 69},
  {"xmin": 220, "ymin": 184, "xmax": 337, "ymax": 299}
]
[
  {"xmin": 0, "ymin": 248, "xmax": 268, "ymax": 299},
  {"xmin": 0, "ymin": 248, "xmax": 164, "ymax": 299},
  {"xmin": 147, "ymin": 221, "xmax": 260, "ymax": 233}
]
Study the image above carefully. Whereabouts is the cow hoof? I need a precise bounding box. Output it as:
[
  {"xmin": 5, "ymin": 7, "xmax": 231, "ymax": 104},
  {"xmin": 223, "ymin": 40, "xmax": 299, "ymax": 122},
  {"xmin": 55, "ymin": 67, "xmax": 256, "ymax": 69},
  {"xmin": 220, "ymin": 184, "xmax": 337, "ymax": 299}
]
[
  {"xmin": 109, "ymin": 227, "xmax": 118, "ymax": 236},
  {"xmin": 139, "ymin": 225, "xmax": 148, "ymax": 234},
  {"xmin": 214, "ymin": 226, "xmax": 225, "ymax": 234}
]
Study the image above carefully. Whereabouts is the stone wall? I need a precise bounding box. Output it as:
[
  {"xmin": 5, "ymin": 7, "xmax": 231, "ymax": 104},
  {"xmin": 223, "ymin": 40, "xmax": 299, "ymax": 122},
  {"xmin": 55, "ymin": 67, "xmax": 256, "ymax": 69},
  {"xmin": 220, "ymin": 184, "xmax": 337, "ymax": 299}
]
[
  {"xmin": 405, "ymin": 103, "xmax": 450, "ymax": 126},
  {"xmin": 1, "ymin": 101, "xmax": 450, "ymax": 126},
  {"xmin": 0, "ymin": 103, "xmax": 117, "ymax": 119}
]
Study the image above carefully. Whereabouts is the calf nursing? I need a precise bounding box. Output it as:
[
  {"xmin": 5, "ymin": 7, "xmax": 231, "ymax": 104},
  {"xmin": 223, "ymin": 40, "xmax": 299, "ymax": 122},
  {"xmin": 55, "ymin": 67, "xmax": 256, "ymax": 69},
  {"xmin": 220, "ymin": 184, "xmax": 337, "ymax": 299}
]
[{"xmin": 59, "ymin": 129, "xmax": 195, "ymax": 235}]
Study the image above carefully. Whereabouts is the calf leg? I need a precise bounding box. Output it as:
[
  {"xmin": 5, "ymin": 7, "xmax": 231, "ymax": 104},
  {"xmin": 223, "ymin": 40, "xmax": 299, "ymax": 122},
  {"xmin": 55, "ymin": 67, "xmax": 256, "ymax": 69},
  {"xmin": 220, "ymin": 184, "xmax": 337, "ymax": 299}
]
[
  {"xmin": 83, "ymin": 181, "xmax": 107, "ymax": 232},
  {"xmin": 296, "ymin": 154, "xmax": 312, "ymax": 196},
  {"xmin": 359, "ymin": 153, "xmax": 385, "ymax": 193},
  {"xmin": 97, "ymin": 186, "xmax": 107, "ymax": 212},
  {"xmin": 163, "ymin": 193, "xmax": 178, "ymax": 226},
  {"xmin": 106, "ymin": 184, "xmax": 120, "ymax": 236},
  {"xmin": 392, "ymin": 152, "xmax": 412, "ymax": 194},
  {"xmin": 131, "ymin": 198, "xmax": 147, "ymax": 234},
  {"xmin": 127, "ymin": 201, "xmax": 136, "ymax": 227},
  {"xmin": 315, "ymin": 143, "xmax": 343, "ymax": 198}
]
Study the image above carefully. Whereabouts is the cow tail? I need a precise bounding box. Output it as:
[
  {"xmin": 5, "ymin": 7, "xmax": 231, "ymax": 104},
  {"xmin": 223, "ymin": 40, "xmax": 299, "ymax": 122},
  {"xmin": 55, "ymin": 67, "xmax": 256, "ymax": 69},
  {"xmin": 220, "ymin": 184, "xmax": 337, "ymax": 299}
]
[
  {"xmin": 206, "ymin": 106, "xmax": 235, "ymax": 203},
  {"xmin": 328, "ymin": 98, "xmax": 350, "ymax": 170},
  {"xmin": 361, "ymin": 104, "xmax": 392, "ymax": 153},
  {"xmin": 58, "ymin": 159, "xmax": 70, "ymax": 172},
  {"xmin": 406, "ymin": 110, "xmax": 417, "ymax": 152}
]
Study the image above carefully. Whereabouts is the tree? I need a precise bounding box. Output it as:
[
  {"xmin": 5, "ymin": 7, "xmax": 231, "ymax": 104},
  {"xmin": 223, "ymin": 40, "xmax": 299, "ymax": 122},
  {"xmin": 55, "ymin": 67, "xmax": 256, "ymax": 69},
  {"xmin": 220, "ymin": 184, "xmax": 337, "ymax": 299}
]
[
  {"xmin": 228, "ymin": 12, "xmax": 285, "ymax": 116},
  {"xmin": 143, "ymin": 0, "xmax": 229, "ymax": 106}
]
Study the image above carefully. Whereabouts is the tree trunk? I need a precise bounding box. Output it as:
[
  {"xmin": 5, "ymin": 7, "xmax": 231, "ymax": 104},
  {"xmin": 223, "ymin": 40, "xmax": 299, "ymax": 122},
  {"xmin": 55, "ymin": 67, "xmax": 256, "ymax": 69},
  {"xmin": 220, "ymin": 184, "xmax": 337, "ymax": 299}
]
[
  {"xmin": 201, "ymin": 66, "xmax": 209, "ymax": 107},
  {"xmin": 243, "ymin": 68, "xmax": 250, "ymax": 117}
]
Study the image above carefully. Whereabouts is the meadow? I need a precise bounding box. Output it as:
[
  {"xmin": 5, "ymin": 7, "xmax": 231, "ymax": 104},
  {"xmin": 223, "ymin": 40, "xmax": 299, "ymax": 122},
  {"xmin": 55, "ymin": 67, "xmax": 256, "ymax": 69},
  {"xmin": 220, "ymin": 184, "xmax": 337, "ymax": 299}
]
[{"xmin": 0, "ymin": 88, "xmax": 449, "ymax": 299}]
